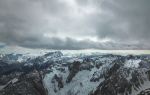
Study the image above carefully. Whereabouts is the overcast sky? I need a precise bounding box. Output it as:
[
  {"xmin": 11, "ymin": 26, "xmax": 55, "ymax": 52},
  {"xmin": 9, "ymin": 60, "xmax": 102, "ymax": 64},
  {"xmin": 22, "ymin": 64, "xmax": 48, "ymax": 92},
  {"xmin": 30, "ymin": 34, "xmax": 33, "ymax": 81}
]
[{"xmin": 0, "ymin": 0, "xmax": 150, "ymax": 50}]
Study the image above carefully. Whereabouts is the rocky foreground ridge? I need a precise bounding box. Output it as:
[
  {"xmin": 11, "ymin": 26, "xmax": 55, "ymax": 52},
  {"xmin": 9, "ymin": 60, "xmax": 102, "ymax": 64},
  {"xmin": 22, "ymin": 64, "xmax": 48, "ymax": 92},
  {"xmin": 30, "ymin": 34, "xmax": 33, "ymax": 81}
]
[{"xmin": 0, "ymin": 51, "xmax": 150, "ymax": 95}]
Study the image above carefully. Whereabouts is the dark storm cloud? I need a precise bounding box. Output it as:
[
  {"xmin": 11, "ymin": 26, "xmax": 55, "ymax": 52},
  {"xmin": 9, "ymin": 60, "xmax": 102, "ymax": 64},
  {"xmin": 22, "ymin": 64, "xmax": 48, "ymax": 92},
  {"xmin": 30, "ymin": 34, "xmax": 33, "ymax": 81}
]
[
  {"xmin": 0, "ymin": 0, "xmax": 150, "ymax": 49},
  {"xmin": 95, "ymin": 0, "xmax": 150, "ymax": 43},
  {"xmin": 19, "ymin": 37, "xmax": 102, "ymax": 50}
]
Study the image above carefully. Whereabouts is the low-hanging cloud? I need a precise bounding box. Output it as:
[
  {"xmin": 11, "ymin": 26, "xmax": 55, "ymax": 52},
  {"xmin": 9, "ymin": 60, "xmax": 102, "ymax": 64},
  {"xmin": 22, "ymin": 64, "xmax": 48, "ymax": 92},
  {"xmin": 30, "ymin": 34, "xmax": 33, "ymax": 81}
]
[{"xmin": 0, "ymin": 0, "xmax": 150, "ymax": 49}]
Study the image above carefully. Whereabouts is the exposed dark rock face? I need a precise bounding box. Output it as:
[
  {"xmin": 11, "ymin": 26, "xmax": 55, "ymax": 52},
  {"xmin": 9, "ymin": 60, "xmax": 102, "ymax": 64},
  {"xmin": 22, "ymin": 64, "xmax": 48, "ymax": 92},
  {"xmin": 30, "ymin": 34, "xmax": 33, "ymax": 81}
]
[
  {"xmin": 138, "ymin": 88, "xmax": 150, "ymax": 95},
  {"xmin": 51, "ymin": 74, "xmax": 64, "ymax": 92},
  {"xmin": 91, "ymin": 72, "xmax": 132, "ymax": 95},
  {"xmin": 89, "ymin": 60, "xmax": 150, "ymax": 95},
  {"xmin": 66, "ymin": 61, "xmax": 95, "ymax": 83},
  {"xmin": 0, "ymin": 60, "xmax": 24, "ymax": 76},
  {"xmin": 66, "ymin": 61, "xmax": 81, "ymax": 83},
  {"xmin": 0, "ymin": 70, "xmax": 48, "ymax": 95},
  {"xmin": 80, "ymin": 62, "xmax": 94, "ymax": 71},
  {"xmin": 0, "ymin": 57, "xmax": 50, "ymax": 95}
]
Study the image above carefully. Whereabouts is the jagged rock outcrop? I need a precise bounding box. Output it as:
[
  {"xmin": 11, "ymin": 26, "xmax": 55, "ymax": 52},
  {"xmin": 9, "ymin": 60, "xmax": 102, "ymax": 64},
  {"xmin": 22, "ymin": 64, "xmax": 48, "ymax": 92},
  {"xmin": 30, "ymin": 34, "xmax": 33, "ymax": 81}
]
[
  {"xmin": 0, "ymin": 69, "xmax": 48, "ymax": 95},
  {"xmin": 66, "ymin": 61, "xmax": 81, "ymax": 83},
  {"xmin": 90, "ymin": 58, "xmax": 150, "ymax": 95},
  {"xmin": 51, "ymin": 74, "xmax": 64, "ymax": 92}
]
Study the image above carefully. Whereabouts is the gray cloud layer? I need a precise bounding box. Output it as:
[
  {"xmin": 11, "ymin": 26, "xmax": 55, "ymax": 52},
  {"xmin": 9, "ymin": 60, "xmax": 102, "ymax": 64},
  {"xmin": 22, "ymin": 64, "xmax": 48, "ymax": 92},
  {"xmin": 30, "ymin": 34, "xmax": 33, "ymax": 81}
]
[{"xmin": 0, "ymin": 0, "xmax": 150, "ymax": 49}]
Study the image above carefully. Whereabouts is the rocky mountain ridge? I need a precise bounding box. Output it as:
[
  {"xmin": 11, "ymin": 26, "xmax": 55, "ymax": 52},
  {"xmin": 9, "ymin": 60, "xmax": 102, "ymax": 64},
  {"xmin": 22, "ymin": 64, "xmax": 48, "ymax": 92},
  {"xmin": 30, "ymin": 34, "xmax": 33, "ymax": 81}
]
[{"xmin": 0, "ymin": 51, "xmax": 150, "ymax": 95}]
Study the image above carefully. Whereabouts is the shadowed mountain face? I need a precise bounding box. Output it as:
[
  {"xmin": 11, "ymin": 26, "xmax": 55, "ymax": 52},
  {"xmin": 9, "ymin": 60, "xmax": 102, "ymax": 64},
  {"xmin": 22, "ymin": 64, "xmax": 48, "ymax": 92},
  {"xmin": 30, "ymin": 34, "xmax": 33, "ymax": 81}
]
[{"xmin": 0, "ymin": 51, "xmax": 150, "ymax": 95}]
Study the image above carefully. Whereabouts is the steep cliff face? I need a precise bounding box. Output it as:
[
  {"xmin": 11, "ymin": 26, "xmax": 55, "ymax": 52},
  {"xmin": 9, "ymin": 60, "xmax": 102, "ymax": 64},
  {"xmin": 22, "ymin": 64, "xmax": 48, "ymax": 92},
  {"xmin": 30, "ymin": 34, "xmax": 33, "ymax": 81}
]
[
  {"xmin": 0, "ymin": 52, "xmax": 150, "ymax": 95},
  {"xmin": 0, "ymin": 55, "xmax": 49, "ymax": 95},
  {"xmin": 0, "ymin": 68, "xmax": 48, "ymax": 95}
]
